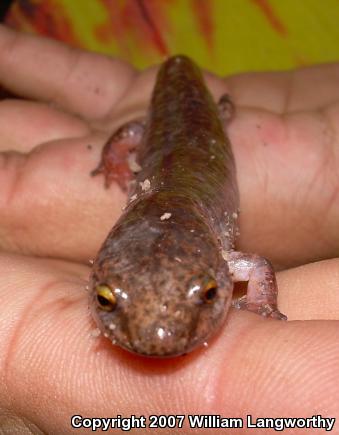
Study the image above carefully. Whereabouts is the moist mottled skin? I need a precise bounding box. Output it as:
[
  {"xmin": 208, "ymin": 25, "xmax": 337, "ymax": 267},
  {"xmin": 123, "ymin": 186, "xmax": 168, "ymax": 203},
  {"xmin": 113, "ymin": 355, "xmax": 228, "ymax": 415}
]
[{"xmin": 90, "ymin": 56, "xmax": 241, "ymax": 357}]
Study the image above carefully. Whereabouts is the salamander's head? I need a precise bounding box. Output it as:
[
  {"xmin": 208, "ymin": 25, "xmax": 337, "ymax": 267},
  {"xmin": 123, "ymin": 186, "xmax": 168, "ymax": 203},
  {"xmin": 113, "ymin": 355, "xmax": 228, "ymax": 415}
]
[{"xmin": 90, "ymin": 221, "xmax": 233, "ymax": 357}]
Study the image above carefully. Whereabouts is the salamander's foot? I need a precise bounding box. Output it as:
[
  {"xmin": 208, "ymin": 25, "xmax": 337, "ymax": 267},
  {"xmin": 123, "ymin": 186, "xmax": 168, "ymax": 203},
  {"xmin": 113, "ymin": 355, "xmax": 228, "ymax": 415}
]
[
  {"xmin": 224, "ymin": 250, "xmax": 287, "ymax": 320},
  {"xmin": 91, "ymin": 120, "xmax": 145, "ymax": 191},
  {"xmin": 232, "ymin": 295, "xmax": 287, "ymax": 320}
]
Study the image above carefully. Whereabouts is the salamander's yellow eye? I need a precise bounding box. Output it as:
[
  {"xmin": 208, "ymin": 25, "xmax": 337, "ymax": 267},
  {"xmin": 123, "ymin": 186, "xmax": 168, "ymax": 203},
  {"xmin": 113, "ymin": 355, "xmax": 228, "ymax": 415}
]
[
  {"xmin": 96, "ymin": 285, "xmax": 117, "ymax": 312},
  {"xmin": 202, "ymin": 279, "xmax": 218, "ymax": 303}
]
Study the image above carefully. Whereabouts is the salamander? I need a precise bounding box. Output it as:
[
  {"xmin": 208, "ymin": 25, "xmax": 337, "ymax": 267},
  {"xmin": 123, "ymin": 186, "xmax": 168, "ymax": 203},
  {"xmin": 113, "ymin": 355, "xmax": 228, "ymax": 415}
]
[{"xmin": 89, "ymin": 55, "xmax": 286, "ymax": 358}]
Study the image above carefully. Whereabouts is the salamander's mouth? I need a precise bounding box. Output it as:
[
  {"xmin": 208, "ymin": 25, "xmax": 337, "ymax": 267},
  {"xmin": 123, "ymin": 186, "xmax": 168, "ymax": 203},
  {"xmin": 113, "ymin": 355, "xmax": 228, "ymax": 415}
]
[
  {"xmin": 122, "ymin": 323, "xmax": 195, "ymax": 357},
  {"xmin": 122, "ymin": 340, "xmax": 197, "ymax": 358}
]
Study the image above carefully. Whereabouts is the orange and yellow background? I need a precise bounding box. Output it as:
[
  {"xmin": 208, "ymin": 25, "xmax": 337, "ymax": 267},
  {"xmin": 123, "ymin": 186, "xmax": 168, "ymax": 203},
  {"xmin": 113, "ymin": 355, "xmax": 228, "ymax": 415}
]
[{"xmin": 5, "ymin": 0, "xmax": 339, "ymax": 75}]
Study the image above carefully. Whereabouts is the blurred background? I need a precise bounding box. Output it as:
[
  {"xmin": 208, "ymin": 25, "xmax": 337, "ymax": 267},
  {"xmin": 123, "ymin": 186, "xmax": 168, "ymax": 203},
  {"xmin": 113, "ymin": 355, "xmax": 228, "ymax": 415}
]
[{"xmin": 2, "ymin": 0, "xmax": 339, "ymax": 74}]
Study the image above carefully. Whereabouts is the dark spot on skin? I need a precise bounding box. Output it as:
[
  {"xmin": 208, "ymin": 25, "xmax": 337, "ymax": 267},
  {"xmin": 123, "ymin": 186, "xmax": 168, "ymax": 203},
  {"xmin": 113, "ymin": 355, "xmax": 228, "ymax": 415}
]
[
  {"xmin": 91, "ymin": 272, "xmax": 99, "ymax": 282},
  {"xmin": 87, "ymin": 144, "xmax": 93, "ymax": 150},
  {"xmin": 143, "ymin": 307, "xmax": 152, "ymax": 316}
]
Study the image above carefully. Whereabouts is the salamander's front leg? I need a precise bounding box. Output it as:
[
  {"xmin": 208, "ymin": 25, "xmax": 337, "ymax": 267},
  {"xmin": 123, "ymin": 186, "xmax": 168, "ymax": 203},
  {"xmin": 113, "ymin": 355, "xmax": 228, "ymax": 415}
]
[
  {"xmin": 225, "ymin": 251, "xmax": 287, "ymax": 320},
  {"xmin": 91, "ymin": 120, "xmax": 145, "ymax": 191}
]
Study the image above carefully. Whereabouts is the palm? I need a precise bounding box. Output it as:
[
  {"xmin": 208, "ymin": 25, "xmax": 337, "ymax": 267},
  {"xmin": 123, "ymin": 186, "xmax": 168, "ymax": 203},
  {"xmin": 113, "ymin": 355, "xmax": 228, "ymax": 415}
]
[{"xmin": 0, "ymin": 25, "xmax": 338, "ymax": 433}]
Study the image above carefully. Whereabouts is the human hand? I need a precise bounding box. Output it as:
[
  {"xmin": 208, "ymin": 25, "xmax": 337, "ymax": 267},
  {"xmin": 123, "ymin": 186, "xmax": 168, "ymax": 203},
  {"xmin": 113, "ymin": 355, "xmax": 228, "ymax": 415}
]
[{"xmin": 0, "ymin": 25, "xmax": 338, "ymax": 434}]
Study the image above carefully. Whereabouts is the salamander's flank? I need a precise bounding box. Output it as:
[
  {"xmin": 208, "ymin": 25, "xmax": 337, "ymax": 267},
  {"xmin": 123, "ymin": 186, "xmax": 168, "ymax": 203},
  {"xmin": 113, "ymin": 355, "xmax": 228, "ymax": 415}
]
[{"xmin": 90, "ymin": 55, "xmax": 286, "ymax": 358}]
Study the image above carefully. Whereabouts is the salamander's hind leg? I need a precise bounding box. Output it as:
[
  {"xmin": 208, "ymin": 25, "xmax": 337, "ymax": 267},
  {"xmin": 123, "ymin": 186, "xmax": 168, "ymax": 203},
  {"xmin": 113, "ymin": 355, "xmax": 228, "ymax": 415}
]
[
  {"xmin": 225, "ymin": 251, "xmax": 287, "ymax": 320},
  {"xmin": 91, "ymin": 120, "xmax": 145, "ymax": 191}
]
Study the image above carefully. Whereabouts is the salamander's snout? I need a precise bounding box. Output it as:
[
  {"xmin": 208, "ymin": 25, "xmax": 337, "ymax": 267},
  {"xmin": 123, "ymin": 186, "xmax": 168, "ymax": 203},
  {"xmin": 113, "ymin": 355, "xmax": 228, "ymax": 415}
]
[
  {"xmin": 128, "ymin": 321, "xmax": 191, "ymax": 357},
  {"xmin": 91, "ymin": 282, "xmax": 196, "ymax": 357}
]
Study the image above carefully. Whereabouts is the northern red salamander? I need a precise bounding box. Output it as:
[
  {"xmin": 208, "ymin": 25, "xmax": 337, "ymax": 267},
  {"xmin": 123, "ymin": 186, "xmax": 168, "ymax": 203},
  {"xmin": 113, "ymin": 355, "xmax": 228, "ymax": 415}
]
[{"xmin": 90, "ymin": 55, "xmax": 286, "ymax": 357}]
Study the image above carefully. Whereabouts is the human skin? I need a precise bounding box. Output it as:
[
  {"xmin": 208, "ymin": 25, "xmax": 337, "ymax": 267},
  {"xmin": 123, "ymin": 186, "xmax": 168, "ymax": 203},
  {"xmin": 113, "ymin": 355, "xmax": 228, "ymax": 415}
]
[{"xmin": 0, "ymin": 25, "xmax": 338, "ymax": 434}]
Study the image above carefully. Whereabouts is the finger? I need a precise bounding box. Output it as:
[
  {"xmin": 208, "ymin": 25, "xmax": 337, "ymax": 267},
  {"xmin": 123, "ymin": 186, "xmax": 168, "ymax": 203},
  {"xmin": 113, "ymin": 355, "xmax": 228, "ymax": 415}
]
[
  {"xmin": 226, "ymin": 62, "xmax": 339, "ymax": 113},
  {"xmin": 1, "ymin": 255, "xmax": 338, "ymax": 433},
  {"xmin": 0, "ymin": 99, "xmax": 89, "ymax": 152},
  {"xmin": 0, "ymin": 25, "xmax": 135, "ymax": 120},
  {"xmin": 231, "ymin": 105, "xmax": 339, "ymax": 268},
  {"xmin": 278, "ymin": 258, "xmax": 339, "ymax": 320},
  {"xmin": 0, "ymin": 134, "xmax": 126, "ymax": 262}
]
